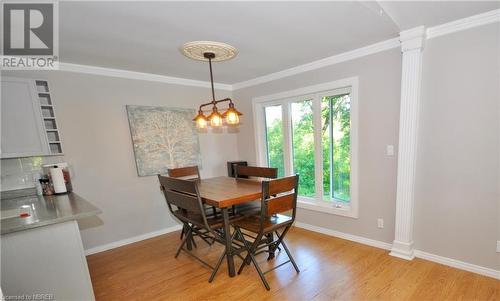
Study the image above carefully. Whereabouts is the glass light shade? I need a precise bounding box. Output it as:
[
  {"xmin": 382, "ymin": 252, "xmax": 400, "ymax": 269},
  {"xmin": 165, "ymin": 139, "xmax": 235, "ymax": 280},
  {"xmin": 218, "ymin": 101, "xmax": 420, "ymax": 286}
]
[
  {"xmin": 208, "ymin": 107, "xmax": 223, "ymax": 127},
  {"xmin": 225, "ymin": 109, "xmax": 240, "ymax": 125},
  {"xmin": 196, "ymin": 116, "xmax": 207, "ymax": 129},
  {"xmin": 210, "ymin": 114, "xmax": 223, "ymax": 127},
  {"xmin": 223, "ymin": 105, "xmax": 242, "ymax": 125},
  {"xmin": 193, "ymin": 111, "xmax": 208, "ymax": 129}
]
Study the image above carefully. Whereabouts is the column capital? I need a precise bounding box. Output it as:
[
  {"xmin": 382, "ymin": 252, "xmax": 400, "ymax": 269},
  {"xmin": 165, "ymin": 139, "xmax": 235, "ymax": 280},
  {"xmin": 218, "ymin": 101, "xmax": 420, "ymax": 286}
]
[{"xmin": 400, "ymin": 26, "xmax": 426, "ymax": 52}]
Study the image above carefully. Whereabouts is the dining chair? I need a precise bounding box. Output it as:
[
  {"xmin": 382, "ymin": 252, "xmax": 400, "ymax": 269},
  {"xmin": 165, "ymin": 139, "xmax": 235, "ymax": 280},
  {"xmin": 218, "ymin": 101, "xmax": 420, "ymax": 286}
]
[
  {"xmin": 158, "ymin": 175, "xmax": 235, "ymax": 283},
  {"xmin": 234, "ymin": 165, "xmax": 280, "ymax": 259},
  {"xmin": 232, "ymin": 174, "xmax": 300, "ymax": 290},
  {"xmin": 167, "ymin": 165, "xmax": 217, "ymax": 243}
]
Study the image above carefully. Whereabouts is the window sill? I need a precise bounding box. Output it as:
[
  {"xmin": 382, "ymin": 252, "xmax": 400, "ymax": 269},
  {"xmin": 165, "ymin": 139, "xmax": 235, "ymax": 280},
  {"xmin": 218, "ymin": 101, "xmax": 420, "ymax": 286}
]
[{"xmin": 297, "ymin": 198, "xmax": 358, "ymax": 219}]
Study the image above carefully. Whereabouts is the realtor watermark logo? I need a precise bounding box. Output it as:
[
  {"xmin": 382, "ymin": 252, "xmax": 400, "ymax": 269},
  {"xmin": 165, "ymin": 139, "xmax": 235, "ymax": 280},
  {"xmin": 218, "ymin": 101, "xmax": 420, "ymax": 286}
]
[{"xmin": 1, "ymin": 1, "xmax": 59, "ymax": 70}]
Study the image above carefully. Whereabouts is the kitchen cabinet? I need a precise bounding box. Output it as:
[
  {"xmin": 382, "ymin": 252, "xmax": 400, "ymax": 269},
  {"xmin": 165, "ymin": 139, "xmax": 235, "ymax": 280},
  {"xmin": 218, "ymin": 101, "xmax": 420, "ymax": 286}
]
[{"xmin": 1, "ymin": 77, "xmax": 63, "ymax": 158}]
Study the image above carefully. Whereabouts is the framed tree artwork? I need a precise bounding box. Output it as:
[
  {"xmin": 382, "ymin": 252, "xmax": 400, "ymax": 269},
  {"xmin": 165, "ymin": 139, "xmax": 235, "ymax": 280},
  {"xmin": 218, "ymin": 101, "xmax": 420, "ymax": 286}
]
[{"xmin": 126, "ymin": 105, "xmax": 201, "ymax": 177}]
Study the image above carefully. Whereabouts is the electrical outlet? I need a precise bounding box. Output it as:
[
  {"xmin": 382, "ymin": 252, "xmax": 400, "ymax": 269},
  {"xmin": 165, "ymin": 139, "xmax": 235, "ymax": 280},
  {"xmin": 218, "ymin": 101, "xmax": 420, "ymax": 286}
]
[
  {"xmin": 497, "ymin": 241, "xmax": 500, "ymax": 253},
  {"xmin": 377, "ymin": 218, "xmax": 384, "ymax": 229},
  {"xmin": 386, "ymin": 145, "xmax": 394, "ymax": 156}
]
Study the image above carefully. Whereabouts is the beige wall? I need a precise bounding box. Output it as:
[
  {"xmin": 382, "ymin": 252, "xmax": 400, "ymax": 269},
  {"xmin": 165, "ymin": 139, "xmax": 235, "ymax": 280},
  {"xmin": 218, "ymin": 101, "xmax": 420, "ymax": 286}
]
[
  {"xmin": 1, "ymin": 71, "xmax": 239, "ymax": 250},
  {"xmin": 234, "ymin": 49, "xmax": 402, "ymax": 244},
  {"xmin": 414, "ymin": 23, "xmax": 499, "ymax": 269},
  {"xmin": 234, "ymin": 23, "xmax": 499, "ymax": 271}
]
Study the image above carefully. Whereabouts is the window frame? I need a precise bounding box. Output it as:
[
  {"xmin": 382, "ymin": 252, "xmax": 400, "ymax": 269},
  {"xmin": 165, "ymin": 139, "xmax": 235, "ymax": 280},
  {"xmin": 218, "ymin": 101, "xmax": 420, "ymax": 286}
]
[{"xmin": 252, "ymin": 77, "xmax": 359, "ymax": 218}]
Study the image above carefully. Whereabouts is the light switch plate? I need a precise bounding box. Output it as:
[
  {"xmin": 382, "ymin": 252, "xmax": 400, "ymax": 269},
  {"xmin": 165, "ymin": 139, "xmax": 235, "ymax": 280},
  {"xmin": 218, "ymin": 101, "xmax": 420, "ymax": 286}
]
[{"xmin": 386, "ymin": 145, "xmax": 394, "ymax": 156}]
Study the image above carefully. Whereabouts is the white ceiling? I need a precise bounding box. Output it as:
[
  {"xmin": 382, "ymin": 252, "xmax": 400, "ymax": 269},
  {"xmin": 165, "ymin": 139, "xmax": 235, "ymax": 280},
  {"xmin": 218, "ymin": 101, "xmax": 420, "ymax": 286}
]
[{"xmin": 59, "ymin": 1, "xmax": 499, "ymax": 84}]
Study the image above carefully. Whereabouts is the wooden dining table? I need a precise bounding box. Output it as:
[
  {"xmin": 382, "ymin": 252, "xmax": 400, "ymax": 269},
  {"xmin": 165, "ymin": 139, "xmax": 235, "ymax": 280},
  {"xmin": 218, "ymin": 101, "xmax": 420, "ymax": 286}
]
[{"xmin": 197, "ymin": 176, "xmax": 262, "ymax": 277}]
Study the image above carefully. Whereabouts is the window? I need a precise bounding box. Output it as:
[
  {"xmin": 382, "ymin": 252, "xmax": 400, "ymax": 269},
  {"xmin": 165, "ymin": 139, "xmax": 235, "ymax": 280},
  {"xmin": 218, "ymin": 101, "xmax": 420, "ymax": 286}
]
[
  {"xmin": 322, "ymin": 94, "xmax": 351, "ymax": 203},
  {"xmin": 264, "ymin": 105, "xmax": 285, "ymax": 178},
  {"xmin": 291, "ymin": 99, "xmax": 315, "ymax": 197},
  {"xmin": 254, "ymin": 78, "xmax": 358, "ymax": 218}
]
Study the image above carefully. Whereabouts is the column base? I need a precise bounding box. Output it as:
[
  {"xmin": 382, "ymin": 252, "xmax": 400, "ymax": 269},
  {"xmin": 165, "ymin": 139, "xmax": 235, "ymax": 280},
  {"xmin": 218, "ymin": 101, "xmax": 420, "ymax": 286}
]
[{"xmin": 390, "ymin": 240, "xmax": 415, "ymax": 260}]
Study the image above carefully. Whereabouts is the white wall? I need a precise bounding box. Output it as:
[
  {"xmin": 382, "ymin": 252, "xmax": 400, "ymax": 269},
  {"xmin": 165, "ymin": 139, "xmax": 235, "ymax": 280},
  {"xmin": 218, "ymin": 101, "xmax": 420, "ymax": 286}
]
[
  {"xmin": 414, "ymin": 23, "xmax": 499, "ymax": 270},
  {"xmin": 1, "ymin": 70, "xmax": 239, "ymax": 250},
  {"xmin": 234, "ymin": 49, "xmax": 402, "ymax": 244}
]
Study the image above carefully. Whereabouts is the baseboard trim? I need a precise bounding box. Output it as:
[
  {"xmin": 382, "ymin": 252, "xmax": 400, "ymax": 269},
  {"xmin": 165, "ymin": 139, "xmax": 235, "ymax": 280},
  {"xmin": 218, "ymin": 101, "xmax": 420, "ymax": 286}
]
[
  {"xmin": 84, "ymin": 224, "xmax": 182, "ymax": 256},
  {"xmin": 293, "ymin": 221, "xmax": 393, "ymax": 250},
  {"xmin": 294, "ymin": 221, "xmax": 499, "ymax": 280},
  {"xmin": 414, "ymin": 250, "xmax": 500, "ymax": 280}
]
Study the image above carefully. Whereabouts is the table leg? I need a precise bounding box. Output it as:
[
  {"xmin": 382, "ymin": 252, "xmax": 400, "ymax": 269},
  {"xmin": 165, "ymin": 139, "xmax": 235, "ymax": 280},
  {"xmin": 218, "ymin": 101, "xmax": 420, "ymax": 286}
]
[{"xmin": 222, "ymin": 208, "xmax": 235, "ymax": 277}]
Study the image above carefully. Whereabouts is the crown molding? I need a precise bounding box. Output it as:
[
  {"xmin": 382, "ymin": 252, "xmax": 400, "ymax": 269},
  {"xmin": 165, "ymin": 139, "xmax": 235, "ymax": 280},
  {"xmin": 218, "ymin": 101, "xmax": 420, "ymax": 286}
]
[
  {"xmin": 426, "ymin": 8, "xmax": 500, "ymax": 39},
  {"xmin": 232, "ymin": 38, "xmax": 400, "ymax": 90},
  {"xmin": 58, "ymin": 62, "xmax": 233, "ymax": 91}
]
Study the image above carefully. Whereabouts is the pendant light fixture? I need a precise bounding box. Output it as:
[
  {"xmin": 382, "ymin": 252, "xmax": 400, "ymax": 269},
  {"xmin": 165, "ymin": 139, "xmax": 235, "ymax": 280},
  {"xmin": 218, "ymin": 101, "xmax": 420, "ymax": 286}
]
[{"xmin": 181, "ymin": 41, "xmax": 242, "ymax": 129}]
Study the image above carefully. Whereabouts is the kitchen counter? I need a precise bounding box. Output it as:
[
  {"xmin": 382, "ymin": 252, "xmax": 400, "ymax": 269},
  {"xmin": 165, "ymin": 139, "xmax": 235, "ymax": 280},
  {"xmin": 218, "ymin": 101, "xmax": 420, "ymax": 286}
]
[
  {"xmin": 1, "ymin": 189, "xmax": 101, "ymax": 235},
  {"xmin": 1, "ymin": 189, "xmax": 99, "ymax": 300}
]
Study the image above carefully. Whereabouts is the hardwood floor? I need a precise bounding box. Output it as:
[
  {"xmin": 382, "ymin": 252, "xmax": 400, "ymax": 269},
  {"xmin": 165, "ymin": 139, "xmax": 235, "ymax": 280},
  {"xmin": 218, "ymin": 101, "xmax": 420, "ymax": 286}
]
[{"xmin": 87, "ymin": 227, "xmax": 499, "ymax": 301}]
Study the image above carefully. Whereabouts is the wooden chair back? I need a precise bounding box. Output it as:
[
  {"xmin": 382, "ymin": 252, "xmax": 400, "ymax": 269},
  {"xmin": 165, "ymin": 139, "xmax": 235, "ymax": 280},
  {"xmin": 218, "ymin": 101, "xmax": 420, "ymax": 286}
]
[
  {"xmin": 167, "ymin": 165, "xmax": 200, "ymax": 180},
  {"xmin": 235, "ymin": 165, "xmax": 278, "ymax": 179},
  {"xmin": 261, "ymin": 175, "xmax": 299, "ymax": 219}
]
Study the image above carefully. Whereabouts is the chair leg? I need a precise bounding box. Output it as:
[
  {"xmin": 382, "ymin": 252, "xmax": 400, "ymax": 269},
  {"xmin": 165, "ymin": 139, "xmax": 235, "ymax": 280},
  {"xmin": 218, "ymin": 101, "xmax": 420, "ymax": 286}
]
[
  {"xmin": 175, "ymin": 227, "xmax": 192, "ymax": 258},
  {"xmin": 236, "ymin": 229, "xmax": 270, "ymax": 290},
  {"xmin": 237, "ymin": 229, "xmax": 262, "ymax": 274},
  {"xmin": 236, "ymin": 229, "xmax": 250, "ymax": 274},
  {"xmin": 180, "ymin": 225, "xmax": 185, "ymax": 240},
  {"xmin": 274, "ymin": 231, "xmax": 282, "ymax": 252},
  {"xmin": 209, "ymin": 248, "xmax": 226, "ymax": 283},
  {"xmin": 190, "ymin": 233, "xmax": 198, "ymax": 249},
  {"xmin": 280, "ymin": 240, "xmax": 300, "ymax": 273},
  {"xmin": 186, "ymin": 224, "xmax": 194, "ymax": 251},
  {"xmin": 266, "ymin": 233, "xmax": 275, "ymax": 261},
  {"xmin": 275, "ymin": 227, "xmax": 300, "ymax": 273},
  {"xmin": 209, "ymin": 230, "xmax": 237, "ymax": 283},
  {"xmin": 248, "ymin": 247, "xmax": 271, "ymax": 290}
]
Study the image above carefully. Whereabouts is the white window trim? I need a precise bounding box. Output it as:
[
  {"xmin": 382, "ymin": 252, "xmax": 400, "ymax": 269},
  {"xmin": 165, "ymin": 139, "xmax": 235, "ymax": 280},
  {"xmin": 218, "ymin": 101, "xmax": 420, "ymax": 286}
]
[{"xmin": 252, "ymin": 77, "xmax": 359, "ymax": 219}]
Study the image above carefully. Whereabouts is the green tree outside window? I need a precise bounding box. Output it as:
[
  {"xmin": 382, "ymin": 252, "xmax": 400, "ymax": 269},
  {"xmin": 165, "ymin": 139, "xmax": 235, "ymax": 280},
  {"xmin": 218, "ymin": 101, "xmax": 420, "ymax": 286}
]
[{"xmin": 264, "ymin": 94, "xmax": 350, "ymax": 203}]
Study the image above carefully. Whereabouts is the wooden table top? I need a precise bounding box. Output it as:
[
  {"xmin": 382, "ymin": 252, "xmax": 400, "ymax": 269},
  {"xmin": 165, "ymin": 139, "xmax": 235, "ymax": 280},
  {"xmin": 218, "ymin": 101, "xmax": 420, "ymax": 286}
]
[{"xmin": 197, "ymin": 176, "xmax": 262, "ymax": 208}]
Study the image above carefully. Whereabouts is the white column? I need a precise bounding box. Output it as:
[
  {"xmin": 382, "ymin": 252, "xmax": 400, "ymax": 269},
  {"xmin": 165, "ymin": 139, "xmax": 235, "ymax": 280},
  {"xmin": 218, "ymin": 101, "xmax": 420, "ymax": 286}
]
[{"xmin": 390, "ymin": 26, "xmax": 425, "ymax": 260}]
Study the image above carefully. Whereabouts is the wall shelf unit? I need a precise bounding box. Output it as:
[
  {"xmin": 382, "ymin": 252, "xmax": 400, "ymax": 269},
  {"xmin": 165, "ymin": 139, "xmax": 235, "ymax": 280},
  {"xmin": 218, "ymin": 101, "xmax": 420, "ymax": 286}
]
[{"xmin": 35, "ymin": 80, "xmax": 64, "ymax": 155}]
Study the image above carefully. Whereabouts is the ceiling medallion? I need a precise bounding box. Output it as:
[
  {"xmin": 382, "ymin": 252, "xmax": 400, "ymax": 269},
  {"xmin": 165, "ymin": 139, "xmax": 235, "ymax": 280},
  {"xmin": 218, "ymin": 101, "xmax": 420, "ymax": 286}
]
[
  {"xmin": 180, "ymin": 41, "xmax": 242, "ymax": 129},
  {"xmin": 180, "ymin": 41, "xmax": 238, "ymax": 62}
]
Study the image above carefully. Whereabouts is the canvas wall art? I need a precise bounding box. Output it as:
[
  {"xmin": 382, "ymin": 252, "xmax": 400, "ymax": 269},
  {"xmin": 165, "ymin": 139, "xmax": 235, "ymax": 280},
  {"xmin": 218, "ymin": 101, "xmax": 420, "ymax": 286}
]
[{"xmin": 126, "ymin": 105, "xmax": 201, "ymax": 176}]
